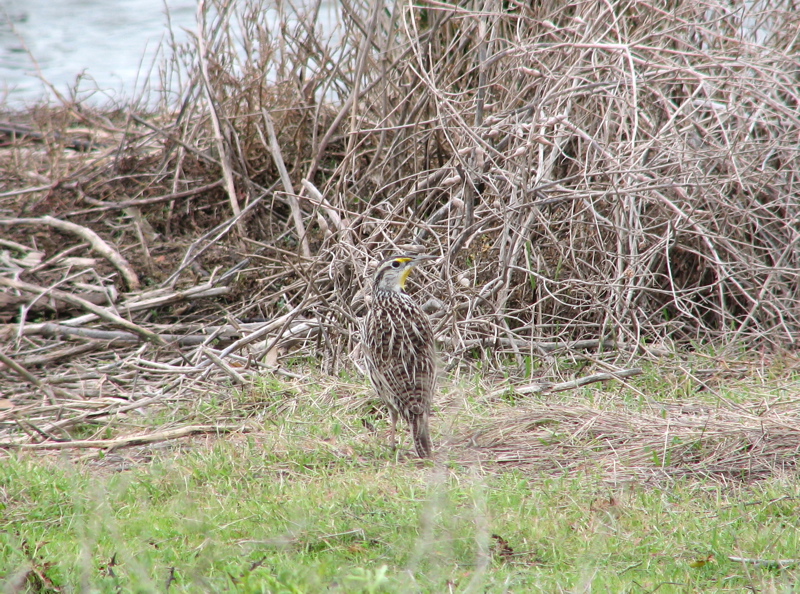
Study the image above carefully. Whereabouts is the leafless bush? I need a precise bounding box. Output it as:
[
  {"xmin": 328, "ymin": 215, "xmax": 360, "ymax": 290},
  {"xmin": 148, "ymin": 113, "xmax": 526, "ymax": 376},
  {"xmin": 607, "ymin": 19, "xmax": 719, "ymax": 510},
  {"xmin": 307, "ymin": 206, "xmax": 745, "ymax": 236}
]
[{"xmin": 181, "ymin": 0, "xmax": 798, "ymax": 367}]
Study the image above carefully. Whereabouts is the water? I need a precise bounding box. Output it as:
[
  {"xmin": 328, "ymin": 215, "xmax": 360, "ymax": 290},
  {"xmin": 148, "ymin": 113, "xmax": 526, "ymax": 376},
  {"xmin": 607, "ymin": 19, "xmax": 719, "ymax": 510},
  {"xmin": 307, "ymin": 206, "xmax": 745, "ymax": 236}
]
[{"xmin": 0, "ymin": 0, "xmax": 196, "ymax": 107}]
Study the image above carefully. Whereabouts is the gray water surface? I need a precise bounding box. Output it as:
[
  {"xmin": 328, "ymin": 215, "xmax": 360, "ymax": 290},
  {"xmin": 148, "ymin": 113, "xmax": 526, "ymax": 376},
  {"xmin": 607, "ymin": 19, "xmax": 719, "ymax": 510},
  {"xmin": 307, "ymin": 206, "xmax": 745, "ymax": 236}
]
[{"xmin": 0, "ymin": 0, "xmax": 196, "ymax": 106}]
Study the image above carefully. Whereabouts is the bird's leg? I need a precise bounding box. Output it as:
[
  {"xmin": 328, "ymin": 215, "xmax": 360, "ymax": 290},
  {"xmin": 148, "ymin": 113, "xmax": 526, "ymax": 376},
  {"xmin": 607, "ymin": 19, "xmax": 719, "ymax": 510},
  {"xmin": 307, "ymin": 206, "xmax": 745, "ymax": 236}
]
[{"xmin": 388, "ymin": 409, "xmax": 397, "ymax": 451}]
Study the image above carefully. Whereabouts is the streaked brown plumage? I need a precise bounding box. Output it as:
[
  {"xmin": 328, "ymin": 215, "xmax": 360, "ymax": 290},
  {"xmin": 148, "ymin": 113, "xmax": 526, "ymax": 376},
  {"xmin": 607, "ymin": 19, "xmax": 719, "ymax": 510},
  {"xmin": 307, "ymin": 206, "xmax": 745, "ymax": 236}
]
[{"xmin": 362, "ymin": 255, "xmax": 436, "ymax": 458}]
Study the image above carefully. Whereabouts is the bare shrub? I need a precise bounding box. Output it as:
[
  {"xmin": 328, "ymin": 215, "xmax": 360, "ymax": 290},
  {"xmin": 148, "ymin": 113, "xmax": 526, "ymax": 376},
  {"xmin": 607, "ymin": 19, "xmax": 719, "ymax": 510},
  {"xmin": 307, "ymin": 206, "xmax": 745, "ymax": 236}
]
[{"xmin": 174, "ymin": 0, "xmax": 799, "ymax": 368}]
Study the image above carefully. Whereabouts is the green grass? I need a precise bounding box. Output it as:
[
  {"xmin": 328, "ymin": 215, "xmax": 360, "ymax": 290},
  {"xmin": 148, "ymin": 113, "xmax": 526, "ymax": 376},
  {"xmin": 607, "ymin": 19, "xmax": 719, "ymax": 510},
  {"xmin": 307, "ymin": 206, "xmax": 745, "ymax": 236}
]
[{"xmin": 2, "ymin": 362, "xmax": 800, "ymax": 592}]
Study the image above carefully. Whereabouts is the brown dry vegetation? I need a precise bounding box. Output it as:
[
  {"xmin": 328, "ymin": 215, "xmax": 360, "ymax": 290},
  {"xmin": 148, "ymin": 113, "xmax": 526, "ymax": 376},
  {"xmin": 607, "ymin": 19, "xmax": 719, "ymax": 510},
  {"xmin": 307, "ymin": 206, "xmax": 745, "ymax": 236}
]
[{"xmin": 1, "ymin": 0, "xmax": 799, "ymax": 475}]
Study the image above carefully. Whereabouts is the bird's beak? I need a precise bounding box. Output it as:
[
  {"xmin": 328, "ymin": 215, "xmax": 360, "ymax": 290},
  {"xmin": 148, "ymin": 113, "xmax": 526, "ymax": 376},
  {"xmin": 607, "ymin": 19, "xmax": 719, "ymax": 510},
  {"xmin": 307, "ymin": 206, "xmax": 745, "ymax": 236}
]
[{"xmin": 399, "ymin": 255, "xmax": 436, "ymax": 289}]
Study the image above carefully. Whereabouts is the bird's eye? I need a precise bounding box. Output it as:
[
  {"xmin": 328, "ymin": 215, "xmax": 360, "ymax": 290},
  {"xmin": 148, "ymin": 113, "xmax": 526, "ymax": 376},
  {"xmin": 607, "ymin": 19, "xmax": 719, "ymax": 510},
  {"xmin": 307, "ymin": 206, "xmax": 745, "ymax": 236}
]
[{"xmin": 391, "ymin": 260, "xmax": 401, "ymax": 268}]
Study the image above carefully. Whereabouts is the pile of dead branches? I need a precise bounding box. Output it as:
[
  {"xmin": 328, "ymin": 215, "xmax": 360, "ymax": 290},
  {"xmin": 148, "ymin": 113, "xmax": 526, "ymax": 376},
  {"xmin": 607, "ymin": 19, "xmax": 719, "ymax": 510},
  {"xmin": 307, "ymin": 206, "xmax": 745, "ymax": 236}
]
[{"xmin": 1, "ymin": 0, "xmax": 799, "ymax": 454}]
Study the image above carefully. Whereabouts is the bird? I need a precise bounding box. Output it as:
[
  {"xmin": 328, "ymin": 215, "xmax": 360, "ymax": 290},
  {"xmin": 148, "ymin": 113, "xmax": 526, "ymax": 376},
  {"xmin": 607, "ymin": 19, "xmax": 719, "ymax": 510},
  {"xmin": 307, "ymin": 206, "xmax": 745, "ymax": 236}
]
[{"xmin": 362, "ymin": 254, "xmax": 437, "ymax": 458}]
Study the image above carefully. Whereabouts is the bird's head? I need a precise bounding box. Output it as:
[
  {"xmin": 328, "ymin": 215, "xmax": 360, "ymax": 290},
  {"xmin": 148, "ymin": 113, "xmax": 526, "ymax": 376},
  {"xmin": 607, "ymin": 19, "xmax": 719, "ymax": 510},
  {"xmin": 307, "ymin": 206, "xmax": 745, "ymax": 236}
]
[{"xmin": 372, "ymin": 255, "xmax": 433, "ymax": 294}]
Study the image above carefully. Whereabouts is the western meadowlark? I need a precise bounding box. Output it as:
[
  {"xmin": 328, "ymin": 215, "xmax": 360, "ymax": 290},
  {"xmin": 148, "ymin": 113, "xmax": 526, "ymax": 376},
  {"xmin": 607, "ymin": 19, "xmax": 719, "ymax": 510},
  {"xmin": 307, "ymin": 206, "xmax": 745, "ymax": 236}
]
[{"xmin": 362, "ymin": 255, "xmax": 436, "ymax": 458}]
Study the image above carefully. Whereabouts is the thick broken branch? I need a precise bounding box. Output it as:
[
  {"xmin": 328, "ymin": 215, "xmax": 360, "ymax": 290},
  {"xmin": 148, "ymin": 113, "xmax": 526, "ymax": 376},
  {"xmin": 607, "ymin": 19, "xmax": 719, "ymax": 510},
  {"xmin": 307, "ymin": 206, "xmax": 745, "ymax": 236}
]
[{"xmin": 0, "ymin": 216, "xmax": 140, "ymax": 290}]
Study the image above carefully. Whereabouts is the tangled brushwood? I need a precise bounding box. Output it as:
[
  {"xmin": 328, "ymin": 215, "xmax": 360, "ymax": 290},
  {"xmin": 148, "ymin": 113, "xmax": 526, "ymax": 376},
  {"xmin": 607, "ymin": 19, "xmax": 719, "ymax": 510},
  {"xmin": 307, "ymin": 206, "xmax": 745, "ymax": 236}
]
[
  {"xmin": 160, "ymin": 0, "xmax": 800, "ymax": 360},
  {"xmin": 0, "ymin": 1, "xmax": 798, "ymax": 455}
]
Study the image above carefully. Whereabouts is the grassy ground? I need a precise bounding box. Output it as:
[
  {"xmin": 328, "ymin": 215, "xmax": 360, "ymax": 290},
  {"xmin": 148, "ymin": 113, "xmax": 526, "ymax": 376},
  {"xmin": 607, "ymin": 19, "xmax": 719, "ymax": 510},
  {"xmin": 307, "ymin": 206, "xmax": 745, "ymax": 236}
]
[
  {"xmin": 3, "ymin": 2, "xmax": 800, "ymax": 591},
  {"xmin": 2, "ymin": 360, "xmax": 800, "ymax": 593}
]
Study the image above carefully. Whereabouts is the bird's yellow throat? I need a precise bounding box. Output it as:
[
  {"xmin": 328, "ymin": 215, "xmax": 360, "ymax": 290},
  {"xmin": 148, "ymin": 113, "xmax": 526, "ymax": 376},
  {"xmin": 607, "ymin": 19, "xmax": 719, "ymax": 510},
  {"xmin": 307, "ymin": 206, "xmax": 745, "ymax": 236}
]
[{"xmin": 399, "ymin": 263, "xmax": 413, "ymax": 289}]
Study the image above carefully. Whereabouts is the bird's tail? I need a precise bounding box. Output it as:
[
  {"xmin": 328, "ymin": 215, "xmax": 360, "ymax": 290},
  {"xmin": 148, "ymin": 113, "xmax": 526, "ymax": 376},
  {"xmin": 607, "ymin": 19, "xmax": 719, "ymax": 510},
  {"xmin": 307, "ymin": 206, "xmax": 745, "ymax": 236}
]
[{"xmin": 411, "ymin": 413, "xmax": 432, "ymax": 458}]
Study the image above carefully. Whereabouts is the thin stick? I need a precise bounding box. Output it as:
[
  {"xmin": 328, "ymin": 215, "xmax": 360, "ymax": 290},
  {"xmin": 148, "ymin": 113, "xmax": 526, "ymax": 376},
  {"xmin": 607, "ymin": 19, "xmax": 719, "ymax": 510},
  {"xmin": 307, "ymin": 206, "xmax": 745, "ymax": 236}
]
[
  {"xmin": 0, "ymin": 278, "xmax": 165, "ymax": 346},
  {"xmin": 0, "ymin": 185, "xmax": 51, "ymax": 199},
  {"xmin": 26, "ymin": 323, "xmax": 219, "ymax": 346},
  {"xmin": 196, "ymin": 0, "xmax": 242, "ymax": 225},
  {"xmin": 0, "ymin": 424, "xmax": 248, "ymax": 450},
  {"xmin": 0, "ymin": 350, "xmax": 62, "ymax": 404},
  {"xmin": 262, "ymin": 109, "xmax": 310, "ymax": 258},
  {"xmin": 203, "ymin": 348, "xmax": 248, "ymax": 385},
  {"xmin": 14, "ymin": 342, "xmax": 99, "ymax": 367},
  {"xmin": 728, "ymin": 557, "xmax": 799, "ymax": 569},
  {"xmin": 492, "ymin": 368, "xmax": 644, "ymax": 397},
  {"xmin": 5, "ymin": 284, "xmax": 230, "ymax": 334},
  {"xmin": 67, "ymin": 180, "xmax": 224, "ymax": 216}
]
